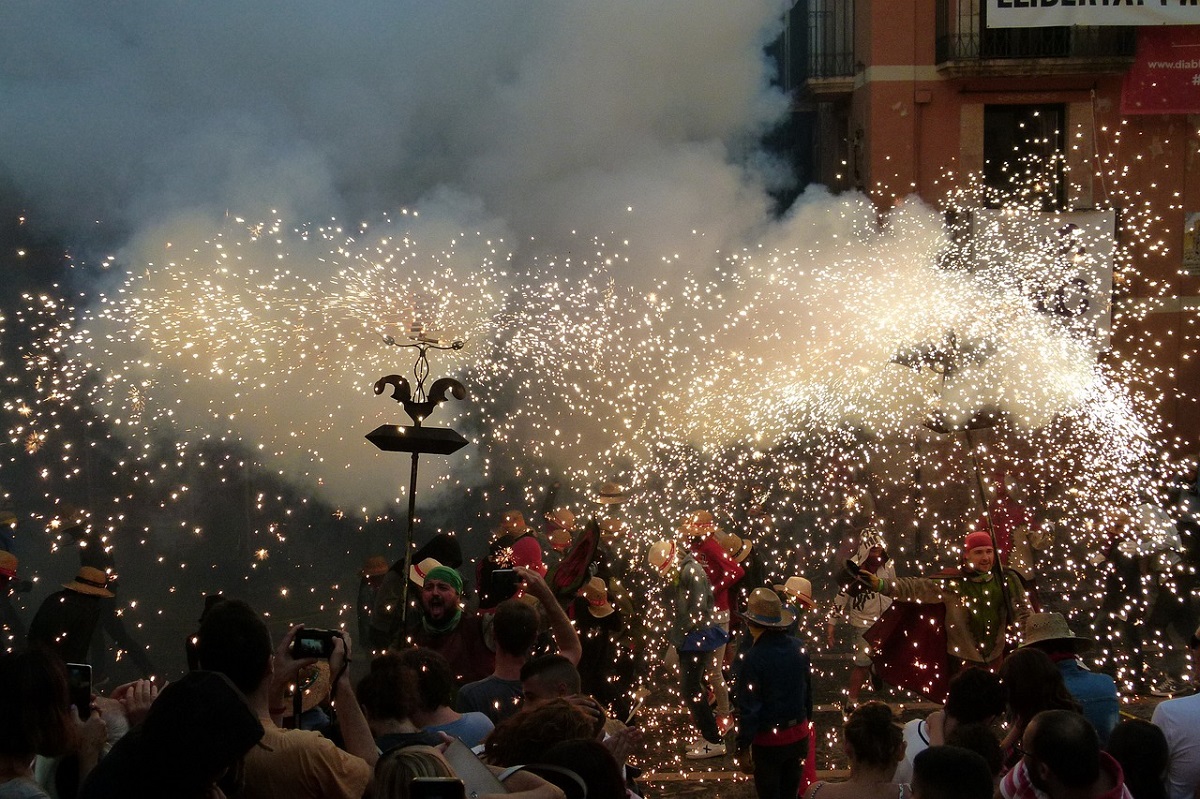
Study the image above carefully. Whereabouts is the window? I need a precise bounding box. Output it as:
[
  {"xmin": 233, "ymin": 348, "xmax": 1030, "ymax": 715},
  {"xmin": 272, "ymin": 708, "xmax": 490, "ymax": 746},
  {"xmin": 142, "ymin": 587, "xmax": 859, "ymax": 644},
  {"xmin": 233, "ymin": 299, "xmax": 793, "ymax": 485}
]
[{"xmin": 983, "ymin": 104, "xmax": 1066, "ymax": 210}]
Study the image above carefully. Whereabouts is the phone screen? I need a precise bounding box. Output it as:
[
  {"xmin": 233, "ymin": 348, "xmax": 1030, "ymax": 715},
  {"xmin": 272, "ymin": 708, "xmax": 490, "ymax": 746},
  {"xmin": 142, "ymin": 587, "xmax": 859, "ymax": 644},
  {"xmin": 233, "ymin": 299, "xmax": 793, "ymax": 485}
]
[
  {"xmin": 66, "ymin": 663, "xmax": 92, "ymax": 720},
  {"xmin": 410, "ymin": 778, "xmax": 466, "ymax": 799}
]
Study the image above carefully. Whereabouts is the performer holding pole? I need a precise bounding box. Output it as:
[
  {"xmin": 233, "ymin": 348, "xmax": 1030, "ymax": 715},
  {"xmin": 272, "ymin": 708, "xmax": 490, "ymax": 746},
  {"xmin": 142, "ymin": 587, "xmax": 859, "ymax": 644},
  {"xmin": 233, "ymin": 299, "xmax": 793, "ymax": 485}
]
[{"xmin": 861, "ymin": 531, "xmax": 1029, "ymax": 699}]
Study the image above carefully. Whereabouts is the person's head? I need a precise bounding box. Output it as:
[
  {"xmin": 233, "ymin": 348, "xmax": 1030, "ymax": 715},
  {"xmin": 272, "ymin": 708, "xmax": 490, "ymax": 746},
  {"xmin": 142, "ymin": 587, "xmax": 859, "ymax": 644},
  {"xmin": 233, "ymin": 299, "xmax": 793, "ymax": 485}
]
[
  {"xmin": 484, "ymin": 698, "xmax": 597, "ymax": 766},
  {"xmin": 396, "ymin": 647, "xmax": 455, "ymax": 715},
  {"xmin": 141, "ymin": 671, "xmax": 264, "ymax": 795},
  {"xmin": 1021, "ymin": 710, "xmax": 1101, "ymax": 795},
  {"xmin": 520, "ymin": 654, "xmax": 581, "ymax": 706},
  {"xmin": 911, "ymin": 746, "xmax": 994, "ymax": 799},
  {"xmin": 357, "ymin": 652, "xmax": 419, "ymax": 726},
  {"xmin": 1105, "ymin": 719, "xmax": 1168, "ymax": 799},
  {"xmin": 944, "ymin": 722, "xmax": 1003, "ymax": 781},
  {"xmin": 0, "ymin": 648, "xmax": 76, "ymax": 758},
  {"xmin": 373, "ymin": 745, "xmax": 454, "ymax": 799},
  {"xmin": 195, "ymin": 599, "xmax": 273, "ymax": 696},
  {"xmin": 493, "ymin": 598, "xmax": 540, "ymax": 659},
  {"xmin": 944, "ymin": 666, "xmax": 1006, "ymax": 726},
  {"xmin": 963, "ymin": 531, "xmax": 995, "ymax": 573},
  {"xmin": 419, "ymin": 566, "xmax": 463, "ymax": 624},
  {"xmin": 540, "ymin": 739, "xmax": 626, "ymax": 799},
  {"xmin": 843, "ymin": 701, "xmax": 905, "ymax": 773},
  {"xmin": 999, "ymin": 647, "xmax": 1080, "ymax": 726}
]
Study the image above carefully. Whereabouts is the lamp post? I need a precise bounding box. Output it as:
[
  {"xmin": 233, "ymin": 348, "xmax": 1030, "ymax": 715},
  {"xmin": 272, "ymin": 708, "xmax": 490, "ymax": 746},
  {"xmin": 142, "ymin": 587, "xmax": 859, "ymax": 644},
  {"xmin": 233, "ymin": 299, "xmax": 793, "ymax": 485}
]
[{"xmin": 367, "ymin": 328, "xmax": 468, "ymax": 630}]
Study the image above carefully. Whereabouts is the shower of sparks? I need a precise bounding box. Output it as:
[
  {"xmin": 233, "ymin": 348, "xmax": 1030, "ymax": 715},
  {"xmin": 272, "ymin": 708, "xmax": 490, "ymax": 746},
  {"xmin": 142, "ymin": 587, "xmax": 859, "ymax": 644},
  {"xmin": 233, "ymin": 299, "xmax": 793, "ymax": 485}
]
[{"xmin": 0, "ymin": 144, "xmax": 1193, "ymax": 758}]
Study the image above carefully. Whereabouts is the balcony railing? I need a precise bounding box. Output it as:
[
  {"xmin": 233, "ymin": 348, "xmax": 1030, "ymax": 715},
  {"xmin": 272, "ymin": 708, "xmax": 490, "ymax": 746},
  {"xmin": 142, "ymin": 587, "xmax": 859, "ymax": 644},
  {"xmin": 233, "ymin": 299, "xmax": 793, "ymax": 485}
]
[
  {"xmin": 808, "ymin": 0, "xmax": 855, "ymax": 80},
  {"xmin": 936, "ymin": 0, "xmax": 1134, "ymax": 71}
]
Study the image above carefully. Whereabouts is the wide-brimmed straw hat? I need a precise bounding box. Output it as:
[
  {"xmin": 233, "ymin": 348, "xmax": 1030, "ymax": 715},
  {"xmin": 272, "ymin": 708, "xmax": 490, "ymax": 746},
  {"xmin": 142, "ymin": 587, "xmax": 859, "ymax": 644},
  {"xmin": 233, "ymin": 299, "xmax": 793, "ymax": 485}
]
[
  {"xmin": 1019, "ymin": 612, "xmax": 1093, "ymax": 653},
  {"xmin": 283, "ymin": 661, "xmax": 331, "ymax": 717},
  {"xmin": 717, "ymin": 531, "xmax": 753, "ymax": 563},
  {"xmin": 600, "ymin": 518, "xmax": 629, "ymax": 538},
  {"xmin": 774, "ymin": 576, "xmax": 815, "ymax": 609},
  {"xmin": 647, "ymin": 540, "xmax": 676, "ymax": 573},
  {"xmin": 577, "ymin": 576, "xmax": 615, "ymax": 618},
  {"xmin": 545, "ymin": 509, "xmax": 576, "ymax": 533},
  {"xmin": 409, "ymin": 557, "xmax": 443, "ymax": 587},
  {"xmin": 741, "ymin": 587, "xmax": 795, "ymax": 629},
  {"xmin": 64, "ymin": 566, "xmax": 114, "ymax": 598},
  {"xmin": 0, "ymin": 551, "xmax": 17, "ymax": 579},
  {"xmin": 499, "ymin": 510, "xmax": 531, "ymax": 536},
  {"xmin": 360, "ymin": 555, "xmax": 389, "ymax": 578},
  {"xmin": 594, "ymin": 482, "xmax": 626, "ymax": 505},
  {"xmin": 681, "ymin": 509, "xmax": 721, "ymax": 538}
]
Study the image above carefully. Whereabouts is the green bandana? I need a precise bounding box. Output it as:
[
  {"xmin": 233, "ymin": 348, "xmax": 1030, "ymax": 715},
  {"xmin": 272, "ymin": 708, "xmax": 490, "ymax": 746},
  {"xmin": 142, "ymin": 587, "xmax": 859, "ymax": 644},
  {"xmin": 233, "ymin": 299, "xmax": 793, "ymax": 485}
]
[{"xmin": 424, "ymin": 565, "xmax": 463, "ymax": 594}]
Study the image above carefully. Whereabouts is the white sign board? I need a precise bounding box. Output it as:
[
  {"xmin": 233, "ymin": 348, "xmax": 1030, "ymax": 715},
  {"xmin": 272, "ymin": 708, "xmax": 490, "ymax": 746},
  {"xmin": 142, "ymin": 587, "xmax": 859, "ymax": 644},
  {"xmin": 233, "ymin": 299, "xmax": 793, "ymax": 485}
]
[
  {"xmin": 972, "ymin": 209, "xmax": 1116, "ymax": 352},
  {"xmin": 987, "ymin": 0, "xmax": 1200, "ymax": 28}
]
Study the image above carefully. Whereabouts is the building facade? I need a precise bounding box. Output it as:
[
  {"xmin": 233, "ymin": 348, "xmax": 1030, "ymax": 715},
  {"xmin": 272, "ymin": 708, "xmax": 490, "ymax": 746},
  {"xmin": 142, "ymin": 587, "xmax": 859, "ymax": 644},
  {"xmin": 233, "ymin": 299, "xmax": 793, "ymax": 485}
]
[{"xmin": 797, "ymin": 0, "xmax": 1200, "ymax": 448}]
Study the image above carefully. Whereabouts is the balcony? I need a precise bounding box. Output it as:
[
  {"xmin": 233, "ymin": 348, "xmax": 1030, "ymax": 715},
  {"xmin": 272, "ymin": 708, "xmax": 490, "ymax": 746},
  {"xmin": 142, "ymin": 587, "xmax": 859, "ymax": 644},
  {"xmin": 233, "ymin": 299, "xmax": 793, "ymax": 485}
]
[
  {"xmin": 936, "ymin": 0, "xmax": 1134, "ymax": 77},
  {"xmin": 807, "ymin": 0, "xmax": 855, "ymax": 96}
]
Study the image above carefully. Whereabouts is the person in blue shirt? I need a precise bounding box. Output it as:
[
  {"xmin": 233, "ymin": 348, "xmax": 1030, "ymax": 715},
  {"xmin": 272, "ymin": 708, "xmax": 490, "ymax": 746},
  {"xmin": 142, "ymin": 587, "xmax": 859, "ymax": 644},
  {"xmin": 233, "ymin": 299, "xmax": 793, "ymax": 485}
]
[
  {"xmin": 1018, "ymin": 612, "xmax": 1119, "ymax": 744},
  {"xmin": 734, "ymin": 587, "xmax": 813, "ymax": 799}
]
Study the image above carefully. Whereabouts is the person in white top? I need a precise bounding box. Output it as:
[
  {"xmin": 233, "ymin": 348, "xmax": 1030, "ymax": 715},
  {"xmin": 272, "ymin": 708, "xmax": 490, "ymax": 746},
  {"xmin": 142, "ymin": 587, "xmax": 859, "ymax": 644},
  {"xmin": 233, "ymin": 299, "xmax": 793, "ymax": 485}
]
[
  {"xmin": 827, "ymin": 532, "xmax": 895, "ymax": 711},
  {"xmin": 892, "ymin": 666, "xmax": 1005, "ymax": 784},
  {"xmin": 1151, "ymin": 623, "xmax": 1200, "ymax": 799}
]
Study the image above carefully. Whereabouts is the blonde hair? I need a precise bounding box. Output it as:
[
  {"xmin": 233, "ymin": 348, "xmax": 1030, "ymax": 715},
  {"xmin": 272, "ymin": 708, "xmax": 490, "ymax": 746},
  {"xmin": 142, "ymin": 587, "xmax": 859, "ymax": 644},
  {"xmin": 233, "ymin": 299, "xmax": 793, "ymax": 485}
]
[{"xmin": 374, "ymin": 745, "xmax": 455, "ymax": 799}]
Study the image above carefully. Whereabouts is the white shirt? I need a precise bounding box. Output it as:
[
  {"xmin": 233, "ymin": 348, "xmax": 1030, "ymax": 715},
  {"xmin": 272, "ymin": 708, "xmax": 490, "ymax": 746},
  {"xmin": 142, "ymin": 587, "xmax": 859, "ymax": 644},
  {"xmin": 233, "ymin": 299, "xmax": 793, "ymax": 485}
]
[
  {"xmin": 1152, "ymin": 692, "xmax": 1200, "ymax": 799},
  {"xmin": 892, "ymin": 717, "xmax": 930, "ymax": 785}
]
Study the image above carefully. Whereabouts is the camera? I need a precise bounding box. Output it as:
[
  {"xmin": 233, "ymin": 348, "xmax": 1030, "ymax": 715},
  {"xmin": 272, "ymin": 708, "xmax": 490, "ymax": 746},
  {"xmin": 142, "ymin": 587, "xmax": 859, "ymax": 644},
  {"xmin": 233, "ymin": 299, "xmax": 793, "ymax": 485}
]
[
  {"xmin": 66, "ymin": 662, "xmax": 92, "ymax": 720},
  {"xmin": 291, "ymin": 628, "xmax": 343, "ymax": 659}
]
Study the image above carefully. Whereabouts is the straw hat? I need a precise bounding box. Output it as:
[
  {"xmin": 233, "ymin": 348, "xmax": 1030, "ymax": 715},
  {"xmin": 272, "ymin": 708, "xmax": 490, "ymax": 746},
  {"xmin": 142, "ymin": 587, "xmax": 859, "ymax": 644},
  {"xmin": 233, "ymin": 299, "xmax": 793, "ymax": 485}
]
[
  {"xmin": 600, "ymin": 518, "xmax": 629, "ymax": 538},
  {"xmin": 545, "ymin": 509, "xmax": 576, "ymax": 532},
  {"xmin": 577, "ymin": 576, "xmax": 615, "ymax": 618},
  {"xmin": 682, "ymin": 509, "xmax": 720, "ymax": 537},
  {"xmin": 64, "ymin": 566, "xmax": 114, "ymax": 598},
  {"xmin": 548, "ymin": 527, "xmax": 574, "ymax": 553},
  {"xmin": 774, "ymin": 576, "xmax": 815, "ymax": 609},
  {"xmin": 594, "ymin": 482, "xmax": 626, "ymax": 505},
  {"xmin": 647, "ymin": 540, "xmax": 676, "ymax": 573},
  {"xmin": 741, "ymin": 587, "xmax": 795, "ymax": 628},
  {"xmin": 499, "ymin": 510, "xmax": 531, "ymax": 536},
  {"xmin": 283, "ymin": 661, "xmax": 331, "ymax": 717},
  {"xmin": 0, "ymin": 551, "xmax": 16, "ymax": 579},
  {"xmin": 360, "ymin": 555, "xmax": 389, "ymax": 578},
  {"xmin": 1019, "ymin": 612, "xmax": 1093, "ymax": 653},
  {"xmin": 409, "ymin": 557, "xmax": 443, "ymax": 587},
  {"xmin": 718, "ymin": 531, "xmax": 753, "ymax": 563}
]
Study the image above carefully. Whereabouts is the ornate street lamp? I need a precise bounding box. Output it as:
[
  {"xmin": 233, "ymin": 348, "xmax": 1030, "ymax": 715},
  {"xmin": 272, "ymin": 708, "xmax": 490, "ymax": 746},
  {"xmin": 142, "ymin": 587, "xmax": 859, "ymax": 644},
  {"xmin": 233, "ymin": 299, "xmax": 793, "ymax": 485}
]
[{"xmin": 367, "ymin": 326, "xmax": 468, "ymax": 628}]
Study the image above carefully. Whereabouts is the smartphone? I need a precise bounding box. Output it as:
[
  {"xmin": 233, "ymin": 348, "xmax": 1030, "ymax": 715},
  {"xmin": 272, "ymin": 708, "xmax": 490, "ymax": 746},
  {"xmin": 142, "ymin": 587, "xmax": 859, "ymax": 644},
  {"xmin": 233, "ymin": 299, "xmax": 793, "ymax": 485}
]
[
  {"xmin": 441, "ymin": 738, "xmax": 505, "ymax": 799},
  {"xmin": 66, "ymin": 663, "xmax": 92, "ymax": 720},
  {"xmin": 410, "ymin": 778, "xmax": 466, "ymax": 799},
  {"xmin": 489, "ymin": 568, "xmax": 521, "ymax": 602}
]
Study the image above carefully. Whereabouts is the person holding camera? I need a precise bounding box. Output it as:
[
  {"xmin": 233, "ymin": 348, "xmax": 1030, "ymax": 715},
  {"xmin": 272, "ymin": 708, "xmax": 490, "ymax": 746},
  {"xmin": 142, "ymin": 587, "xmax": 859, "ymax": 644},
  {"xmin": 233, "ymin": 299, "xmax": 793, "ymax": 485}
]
[
  {"xmin": 195, "ymin": 599, "xmax": 376, "ymax": 799},
  {"xmin": 456, "ymin": 567, "xmax": 582, "ymax": 724}
]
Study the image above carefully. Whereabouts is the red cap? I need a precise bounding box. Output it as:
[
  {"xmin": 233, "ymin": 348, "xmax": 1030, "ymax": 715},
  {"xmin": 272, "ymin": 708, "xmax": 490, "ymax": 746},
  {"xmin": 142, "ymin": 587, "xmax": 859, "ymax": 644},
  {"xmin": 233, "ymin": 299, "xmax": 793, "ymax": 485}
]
[
  {"xmin": 511, "ymin": 536, "xmax": 547, "ymax": 577},
  {"xmin": 963, "ymin": 531, "xmax": 993, "ymax": 553}
]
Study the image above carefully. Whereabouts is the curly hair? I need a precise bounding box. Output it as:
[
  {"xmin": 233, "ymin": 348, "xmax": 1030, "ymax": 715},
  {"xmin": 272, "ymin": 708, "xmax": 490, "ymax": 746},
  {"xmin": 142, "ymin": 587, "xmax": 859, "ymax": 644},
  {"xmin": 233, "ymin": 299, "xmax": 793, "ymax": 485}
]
[
  {"xmin": 484, "ymin": 698, "xmax": 596, "ymax": 766},
  {"xmin": 944, "ymin": 666, "xmax": 1006, "ymax": 723},
  {"xmin": 357, "ymin": 652, "xmax": 419, "ymax": 722},
  {"xmin": 396, "ymin": 647, "xmax": 455, "ymax": 714},
  {"xmin": 843, "ymin": 701, "xmax": 904, "ymax": 769},
  {"xmin": 998, "ymin": 647, "xmax": 1081, "ymax": 727}
]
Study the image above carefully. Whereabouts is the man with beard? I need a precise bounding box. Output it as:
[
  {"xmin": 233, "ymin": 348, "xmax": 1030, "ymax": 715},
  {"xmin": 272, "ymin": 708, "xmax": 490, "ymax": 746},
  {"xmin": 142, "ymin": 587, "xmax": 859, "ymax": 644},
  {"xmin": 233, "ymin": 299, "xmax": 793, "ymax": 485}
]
[
  {"xmin": 407, "ymin": 562, "xmax": 494, "ymax": 685},
  {"xmin": 999, "ymin": 709, "xmax": 1132, "ymax": 799},
  {"xmin": 868, "ymin": 527, "xmax": 1027, "ymax": 671}
]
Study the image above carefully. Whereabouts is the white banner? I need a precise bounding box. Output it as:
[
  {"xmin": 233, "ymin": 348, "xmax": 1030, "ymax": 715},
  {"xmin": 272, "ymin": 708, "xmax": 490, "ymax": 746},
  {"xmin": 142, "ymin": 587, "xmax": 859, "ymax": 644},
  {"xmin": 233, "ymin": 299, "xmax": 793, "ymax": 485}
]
[
  {"xmin": 971, "ymin": 209, "xmax": 1115, "ymax": 352},
  {"xmin": 987, "ymin": 1, "xmax": 1200, "ymax": 28}
]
